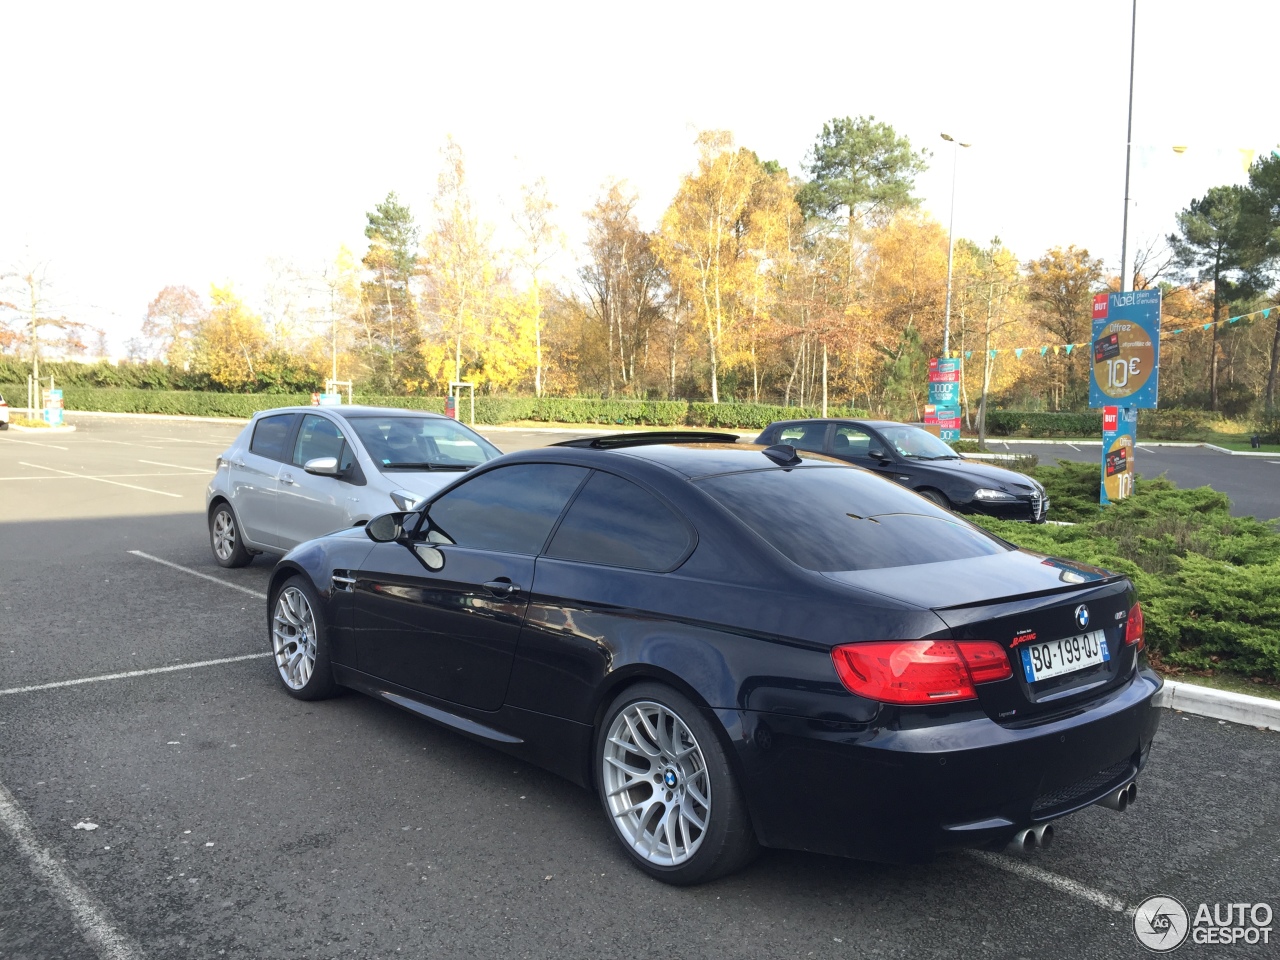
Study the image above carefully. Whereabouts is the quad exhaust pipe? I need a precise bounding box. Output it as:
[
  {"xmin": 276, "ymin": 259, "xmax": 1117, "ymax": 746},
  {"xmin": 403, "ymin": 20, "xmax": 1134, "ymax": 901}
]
[
  {"xmin": 1007, "ymin": 823, "xmax": 1055, "ymax": 853},
  {"xmin": 1097, "ymin": 781, "xmax": 1138, "ymax": 813}
]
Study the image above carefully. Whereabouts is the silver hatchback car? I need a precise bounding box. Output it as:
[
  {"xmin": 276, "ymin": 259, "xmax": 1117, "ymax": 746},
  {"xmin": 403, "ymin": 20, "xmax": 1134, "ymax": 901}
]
[{"xmin": 206, "ymin": 406, "xmax": 502, "ymax": 566}]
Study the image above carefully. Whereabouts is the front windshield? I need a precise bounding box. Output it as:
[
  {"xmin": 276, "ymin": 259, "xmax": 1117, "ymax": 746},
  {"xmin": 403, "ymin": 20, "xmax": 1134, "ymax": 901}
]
[
  {"xmin": 346, "ymin": 415, "xmax": 501, "ymax": 470},
  {"xmin": 884, "ymin": 426, "xmax": 960, "ymax": 460}
]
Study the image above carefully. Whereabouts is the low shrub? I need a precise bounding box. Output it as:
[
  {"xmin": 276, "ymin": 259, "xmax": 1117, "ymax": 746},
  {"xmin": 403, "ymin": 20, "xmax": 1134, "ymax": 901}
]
[
  {"xmin": 983, "ymin": 411, "xmax": 1102, "ymax": 437},
  {"xmin": 687, "ymin": 401, "xmax": 866, "ymax": 430},
  {"xmin": 974, "ymin": 468, "xmax": 1280, "ymax": 682}
]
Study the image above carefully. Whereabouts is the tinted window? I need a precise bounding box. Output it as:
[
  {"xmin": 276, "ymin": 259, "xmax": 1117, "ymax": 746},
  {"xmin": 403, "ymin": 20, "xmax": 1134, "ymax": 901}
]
[
  {"xmin": 883, "ymin": 425, "xmax": 959, "ymax": 460},
  {"xmin": 293, "ymin": 415, "xmax": 350, "ymax": 468},
  {"xmin": 832, "ymin": 425, "xmax": 873, "ymax": 458},
  {"xmin": 697, "ymin": 466, "xmax": 1009, "ymax": 571},
  {"xmin": 546, "ymin": 471, "xmax": 692, "ymax": 570},
  {"xmin": 775, "ymin": 422, "xmax": 827, "ymax": 453},
  {"xmin": 347, "ymin": 415, "xmax": 500, "ymax": 468},
  {"xmin": 426, "ymin": 464, "xmax": 587, "ymax": 555},
  {"xmin": 249, "ymin": 414, "xmax": 295, "ymax": 462}
]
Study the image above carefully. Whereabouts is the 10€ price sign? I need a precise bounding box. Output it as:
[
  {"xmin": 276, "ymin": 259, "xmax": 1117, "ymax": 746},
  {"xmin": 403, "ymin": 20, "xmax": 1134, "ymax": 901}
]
[{"xmin": 1089, "ymin": 290, "xmax": 1161, "ymax": 409}]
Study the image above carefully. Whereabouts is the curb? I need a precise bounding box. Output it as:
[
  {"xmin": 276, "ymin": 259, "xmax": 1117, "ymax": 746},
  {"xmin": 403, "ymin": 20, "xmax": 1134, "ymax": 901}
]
[
  {"xmin": 6, "ymin": 423, "xmax": 77, "ymax": 433},
  {"xmin": 1155, "ymin": 679, "xmax": 1280, "ymax": 731}
]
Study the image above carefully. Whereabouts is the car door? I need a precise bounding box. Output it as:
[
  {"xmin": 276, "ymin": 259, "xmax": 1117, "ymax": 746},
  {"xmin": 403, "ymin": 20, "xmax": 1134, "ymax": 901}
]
[
  {"xmin": 276, "ymin": 413, "xmax": 360, "ymax": 549},
  {"xmin": 831, "ymin": 424, "xmax": 917, "ymax": 488},
  {"xmin": 352, "ymin": 462, "xmax": 588, "ymax": 711},
  {"xmin": 228, "ymin": 412, "xmax": 297, "ymax": 548}
]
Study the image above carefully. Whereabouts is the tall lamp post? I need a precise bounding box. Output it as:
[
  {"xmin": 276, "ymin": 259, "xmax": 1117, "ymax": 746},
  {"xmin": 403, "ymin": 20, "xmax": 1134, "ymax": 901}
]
[{"xmin": 941, "ymin": 133, "xmax": 971, "ymax": 358}]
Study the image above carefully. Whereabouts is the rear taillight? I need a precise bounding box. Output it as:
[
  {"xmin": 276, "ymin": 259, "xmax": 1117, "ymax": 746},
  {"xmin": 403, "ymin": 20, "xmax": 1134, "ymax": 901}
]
[
  {"xmin": 830, "ymin": 640, "xmax": 1013, "ymax": 705},
  {"xmin": 1125, "ymin": 602, "xmax": 1145, "ymax": 650}
]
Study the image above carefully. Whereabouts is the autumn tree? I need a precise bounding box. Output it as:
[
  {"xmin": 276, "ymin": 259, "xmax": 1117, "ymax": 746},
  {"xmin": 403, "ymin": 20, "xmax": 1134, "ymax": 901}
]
[
  {"xmin": 656, "ymin": 132, "xmax": 799, "ymax": 403},
  {"xmin": 1023, "ymin": 246, "xmax": 1105, "ymax": 409},
  {"xmin": 580, "ymin": 181, "xmax": 667, "ymax": 396},
  {"xmin": 1168, "ymin": 185, "xmax": 1250, "ymax": 411},
  {"xmin": 142, "ymin": 285, "xmax": 206, "ymax": 368},
  {"xmin": 959, "ymin": 239, "xmax": 1023, "ymax": 445},
  {"xmin": 362, "ymin": 191, "xmax": 422, "ymax": 390},
  {"xmin": 421, "ymin": 139, "xmax": 499, "ymax": 389},
  {"xmin": 512, "ymin": 177, "xmax": 563, "ymax": 397},
  {"xmin": 193, "ymin": 284, "xmax": 268, "ymax": 390},
  {"xmin": 797, "ymin": 117, "xmax": 928, "ymax": 409}
]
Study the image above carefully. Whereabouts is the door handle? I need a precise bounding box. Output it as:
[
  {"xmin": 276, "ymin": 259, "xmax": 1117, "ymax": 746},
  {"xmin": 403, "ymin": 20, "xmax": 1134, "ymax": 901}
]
[
  {"xmin": 483, "ymin": 579, "xmax": 520, "ymax": 598},
  {"xmin": 280, "ymin": 473, "xmax": 296, "ymax": 485},
  {"xmin": 233, "ymin": 459, "xmax": 246, "ymax": 467}
]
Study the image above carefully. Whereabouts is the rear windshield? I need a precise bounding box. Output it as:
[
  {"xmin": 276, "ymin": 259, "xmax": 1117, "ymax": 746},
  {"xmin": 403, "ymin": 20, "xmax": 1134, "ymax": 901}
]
[{"xmin": 697, "ymin": 466, "xmax": 1010, "ymax": 572}]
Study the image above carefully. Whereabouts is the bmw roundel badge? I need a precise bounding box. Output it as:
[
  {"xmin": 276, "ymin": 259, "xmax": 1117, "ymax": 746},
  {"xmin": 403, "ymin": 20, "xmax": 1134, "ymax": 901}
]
[
  {"xmin": 1075, "ymin": 604, "xmax": 1090, "ymax": 630},
  {"xmin": 664, "ymin": 771, "xmax": 678, "ymax": 788}
]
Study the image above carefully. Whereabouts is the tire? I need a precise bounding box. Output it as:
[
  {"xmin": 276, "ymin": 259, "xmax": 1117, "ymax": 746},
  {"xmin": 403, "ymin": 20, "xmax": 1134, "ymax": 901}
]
[
  {"xmin": 919, "ymin": 488, "xmax": 951, "ymax": 510},
  {"xmin": 209, "ymin": 502, "xmax": 253, "ymax": 568},
  {"xmin": 596, "ymin": 682, "xmax": 757, "ymax": 885},
  {"xmin": 269, "ymin": 575, "xmax": 337, "ymax": 700}
]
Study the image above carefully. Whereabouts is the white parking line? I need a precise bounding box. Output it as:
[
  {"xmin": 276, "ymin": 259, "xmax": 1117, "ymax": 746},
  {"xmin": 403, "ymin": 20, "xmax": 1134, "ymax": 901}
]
[
  {"xmin": 0, "ymin": 652, "xmax": 272, "ymax": 698},
  {"xmin": 90, "ymin": 439, "xmax": 165, "ymax": 449},
  {"xmin": 965, "ymin": 850, "xmax": 1133, "ymax": 915},
  {"xmin": 143, "ymin": 435, "xmax": 228, "ymax": 445},
  {"xmin": 1066, "ymin": 443, "xmax": 1080, "ymax": 451},
  {"xmin": 19, "ymin": 462, "xmax": 182, "ymax": 498},
  {"xmin": 0, "ymin": 473, "xmax": 204, "ymax": 482},
  {"xmin": 0, "ymin": 780, "xmax": 144, "ymax": 960},
  {"xmin": 127, "ymin": 551, "xmax": 268, "ymax": 599},
  {"xmin": 0, "ymin": 436, "xmax": 70, "ymax": 450},
  {"xmin": 137, "ymin": 459, "xmax": 210, "ymax": 472}
]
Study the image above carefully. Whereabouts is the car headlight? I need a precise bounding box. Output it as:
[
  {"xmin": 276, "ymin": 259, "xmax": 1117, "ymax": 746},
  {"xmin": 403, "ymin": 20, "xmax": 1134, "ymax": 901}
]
[
  {"xmin": 973, "ymin": 488, "xmax": 1018, "ymax": 501},
  {"xmin": 390, "ymin": 489, "xmax": 426, "ymax": 511}
]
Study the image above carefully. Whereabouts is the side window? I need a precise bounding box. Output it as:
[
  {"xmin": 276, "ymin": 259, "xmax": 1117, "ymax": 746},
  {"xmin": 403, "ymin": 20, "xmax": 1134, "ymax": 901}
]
[
  {"xmin": 426, "ymin": 464, "xmax": 588, "ymax": 555},
  {"xmin": 293, "ymin": 415, "xmax": 347, "ymax": 467},
  {"xmin": 249, "ymin": 414, "xmax": 296, "ymax": 462},
  {"xmin": 778, "ymin": 423, "xmax": 826, "ymax": 453},
  {"xmin": 546, "ymin": 471, "xmax": 692, "ymax": 571},
  {"xmin": 832, "ymin": 425, "xmax": 873, "ymax": 458}
]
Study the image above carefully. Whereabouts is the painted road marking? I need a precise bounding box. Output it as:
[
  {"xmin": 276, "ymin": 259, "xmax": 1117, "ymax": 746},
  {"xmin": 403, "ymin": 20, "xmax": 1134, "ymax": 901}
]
[
  {"xmin": 18, "ymin": 462, "xmax": 182, "ymax": 498},
  {"xmin": 137, "ymin": 459, "xmax": 210, "ymax": 472},
  {"xmin": 0, "ymin": 436, "xmax": 70, "ymax": 450},
  {"xmin": 0, "ymin": 652, "xmax": 271, "ymax": 698},
  {"xmin": 965, "ymin": 850, "xmax": 1133, "ymax": 915},
  {"xmin": 0, "ymin": 780, "xmax": 144, "ymax": 960},
  {"xmin": 143, "ymin": 435, "xmax": 230, "ymax": 445},
  {"xmin": 1066, "ymin": 443, "xmax": 1080, "ymax": 451},
  {"xmin": 128, "ymin": 551, "xmax": 268, "ymax": 599},
  {"xmin": 89, "ymin": 439, "xmax": 165, "ymax": 449},
  {"xmin": 0, "ymin": 472, "xmax": 205, "ymax": 482}
]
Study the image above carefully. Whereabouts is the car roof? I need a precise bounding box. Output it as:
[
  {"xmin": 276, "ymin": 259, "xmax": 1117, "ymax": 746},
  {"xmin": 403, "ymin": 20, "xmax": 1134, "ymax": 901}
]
[
  {"xmin": 770, "ymin": 418, "xmax": 918, "ymax": 431},
  {"xmin": 254, "ymin": 405, "xmax": 450, "ymax": 420},
  {"xmin": 518, "ymin": 439, "xmax": 842, "ymax": 480}
]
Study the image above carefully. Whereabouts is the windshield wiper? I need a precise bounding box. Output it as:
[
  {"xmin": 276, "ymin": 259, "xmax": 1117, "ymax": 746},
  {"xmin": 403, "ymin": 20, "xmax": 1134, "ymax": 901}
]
[{"xmin": 380, "ymin": 461, "xmax": 473, "ymax": 471}]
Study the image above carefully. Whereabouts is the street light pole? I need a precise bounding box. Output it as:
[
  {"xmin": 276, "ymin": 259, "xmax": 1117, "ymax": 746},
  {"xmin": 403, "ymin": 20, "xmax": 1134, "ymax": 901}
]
[{"xmin": 941, "ymin": 133, "xmax": 971, "ymax": 358}]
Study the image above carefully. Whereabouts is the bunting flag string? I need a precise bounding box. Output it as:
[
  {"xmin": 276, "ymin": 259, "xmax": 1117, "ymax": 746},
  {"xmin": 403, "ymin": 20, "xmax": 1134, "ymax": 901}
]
[{"xmin": 945, "ymin": 306, "xmax": 1275, "ymax": 362}]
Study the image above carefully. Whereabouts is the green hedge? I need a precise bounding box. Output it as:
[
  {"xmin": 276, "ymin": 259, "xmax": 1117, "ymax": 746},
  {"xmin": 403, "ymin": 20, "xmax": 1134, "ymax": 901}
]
[
  {"xmin": 983, "ymin": 411, "xmax": 1103, "ymax": 437},
  {"xmin": 687, "ymin": 402, "xmax": 867, "ymax": 431},
  {"xmin": 22, "ymin": 387, "xmax": 868, "ymax": 429}
]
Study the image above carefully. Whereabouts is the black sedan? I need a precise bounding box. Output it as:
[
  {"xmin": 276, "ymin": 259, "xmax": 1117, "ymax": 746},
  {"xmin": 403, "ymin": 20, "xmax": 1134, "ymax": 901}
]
[
  {"xmin": 755, "ymin": 418, "xmax": 1049, "ymax": 521},
  {"xmin": 266, "ymin": 433, "xmax": 1159, "ymax": 884}
]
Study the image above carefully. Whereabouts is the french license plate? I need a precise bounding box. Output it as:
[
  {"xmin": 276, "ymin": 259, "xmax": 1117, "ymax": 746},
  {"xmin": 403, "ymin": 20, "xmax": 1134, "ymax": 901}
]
[{"xmin": 1020, "ymin": 630, "xmax": 1110, "ymax": 682}]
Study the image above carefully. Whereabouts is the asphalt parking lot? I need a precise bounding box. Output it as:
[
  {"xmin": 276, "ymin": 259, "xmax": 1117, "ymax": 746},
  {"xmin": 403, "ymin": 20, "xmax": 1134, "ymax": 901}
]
[
  {"xmin": 1, "ymin": 417, "xmax": 1276, "ymax": 960},
  {"xmin": 984, "ymin": 440, "xmax": 1280, "ymax": 521}
]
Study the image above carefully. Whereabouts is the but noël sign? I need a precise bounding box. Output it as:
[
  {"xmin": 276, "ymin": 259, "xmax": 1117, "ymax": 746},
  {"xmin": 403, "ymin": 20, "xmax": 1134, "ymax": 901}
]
[{"xmin": 1089, "ymin": 290, "xmax": 1161, "ymax": 409}]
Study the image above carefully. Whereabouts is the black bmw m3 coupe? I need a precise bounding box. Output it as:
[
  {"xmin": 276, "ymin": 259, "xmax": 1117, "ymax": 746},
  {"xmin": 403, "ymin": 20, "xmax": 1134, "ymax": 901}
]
[{"xmin": 265, "ymin": 433, "xmax": 1160, "ymax": 884}]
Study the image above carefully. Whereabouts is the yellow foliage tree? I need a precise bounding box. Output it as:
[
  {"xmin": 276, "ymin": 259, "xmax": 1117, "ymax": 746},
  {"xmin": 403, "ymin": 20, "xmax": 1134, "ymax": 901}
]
[{"xmin": 193, "ymin": 284, "xmax": 267, "ymax": 391}]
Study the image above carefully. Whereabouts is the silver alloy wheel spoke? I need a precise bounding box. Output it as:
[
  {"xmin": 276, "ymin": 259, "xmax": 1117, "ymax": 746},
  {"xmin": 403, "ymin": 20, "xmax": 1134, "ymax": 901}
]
[
  {"xmin": 602, "ymin": 700, "xmax": 711, "ymax": 867},
  {"xmin": 272, "ymin": 586, "xmax": 317, "ymax": 691},
  {"xmin": 213, "ymin": 512, "xmax": 235, "ymax": 560}
]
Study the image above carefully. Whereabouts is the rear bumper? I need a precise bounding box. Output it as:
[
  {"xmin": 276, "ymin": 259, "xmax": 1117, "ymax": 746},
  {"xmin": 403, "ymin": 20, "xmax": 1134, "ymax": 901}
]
[{"xmin": 722, "ymin": 667, "xmax": 1162, "ymax": 864}]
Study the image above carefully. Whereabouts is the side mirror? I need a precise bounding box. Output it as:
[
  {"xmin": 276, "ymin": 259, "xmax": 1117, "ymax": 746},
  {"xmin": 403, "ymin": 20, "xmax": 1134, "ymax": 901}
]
[
  {"xmin": 303, "ymin": 456, "xmax": 341, "ymax": 477},
  {"xmin": 365, "ymin": 512, "xmax": 411, "ymax": 543},
  {"xmin": 868, "ymin": 447, "xmax": 890, "ymax": 461}
]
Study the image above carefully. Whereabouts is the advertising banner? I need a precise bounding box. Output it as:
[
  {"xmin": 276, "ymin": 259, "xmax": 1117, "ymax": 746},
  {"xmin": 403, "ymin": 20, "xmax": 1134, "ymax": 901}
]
[
  {"xmin": 1100, "ymin": 405, "xmax": 1137, "ymax": 504},
  {"xmin": 926, "ymin": 358, "xmax": 962, "ymax": 442},
  {"xmin": 1089, "ymin": 290, "xmax": 1161, "ymax": 409},
  {"xmin": 43, "ymin": 388, "xmax": 64, "ymax": 427}
]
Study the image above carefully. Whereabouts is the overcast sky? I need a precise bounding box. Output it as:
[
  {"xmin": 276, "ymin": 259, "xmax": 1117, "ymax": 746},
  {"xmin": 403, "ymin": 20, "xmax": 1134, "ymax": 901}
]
[{"xmin": 2, "ymin": 0, "xmax": 1276, "ymax": 354}]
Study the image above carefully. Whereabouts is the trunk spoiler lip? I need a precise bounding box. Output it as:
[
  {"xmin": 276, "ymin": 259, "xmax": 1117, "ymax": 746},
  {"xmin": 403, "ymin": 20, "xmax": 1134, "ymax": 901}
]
[{"xmin": 929, "ymin": 573, "xmax": 1130, "ymax": 613}]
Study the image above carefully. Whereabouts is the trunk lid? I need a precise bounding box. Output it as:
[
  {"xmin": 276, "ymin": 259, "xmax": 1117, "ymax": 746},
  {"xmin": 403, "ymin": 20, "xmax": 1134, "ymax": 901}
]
[{"xmin": 824, "ymin": 549, "xmax": 1139, "ymax": 723}]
